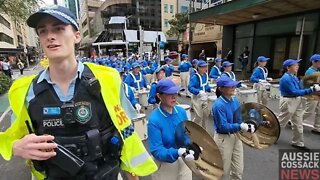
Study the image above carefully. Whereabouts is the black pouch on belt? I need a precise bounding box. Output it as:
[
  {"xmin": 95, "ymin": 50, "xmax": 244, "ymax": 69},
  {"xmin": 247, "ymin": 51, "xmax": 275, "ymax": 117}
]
[{"xmin": 48, "ymin": 144, "xmax": 85, "ymax": 176}]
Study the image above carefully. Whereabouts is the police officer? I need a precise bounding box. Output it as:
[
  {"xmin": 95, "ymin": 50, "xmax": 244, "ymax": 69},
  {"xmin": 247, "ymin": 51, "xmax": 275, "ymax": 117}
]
[
  {"xmin": 0, "ymin": 5, "xmax": 157, "ymax": 180},
  {"xmin": 212, "ymin": 76, "xmax": 256, "ymax": 180},
  {"xmin": 178, "ymin": 54, "xmax": 192, "ymax": 94},
  {"xmin": 303, "ymin": 54, "xmax": 320, "ymax": 135},
  {"xmin": 209, "ymin": 57, "xmax": 222, "ymax": 81},
  {"xmin": 188, "ymin": 60, "xmax": 212, "ymax": 134},
  {"xmin": 148, "ymin": 79, "xmax": 196, "ymax": 180},
  {"xmin": 278, "ymin": 59, "xmax": 320, "ymax": 150},
  {"xmin": 250, "ymin": 56, "xmax": 273, "ymax": 104}
]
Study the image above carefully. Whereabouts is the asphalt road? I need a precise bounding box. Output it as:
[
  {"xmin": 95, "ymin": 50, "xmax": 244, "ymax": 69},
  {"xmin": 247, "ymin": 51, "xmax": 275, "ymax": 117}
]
[{"xmin": 0, "ymin": 70, "xmax": 319, "ymax": 180}]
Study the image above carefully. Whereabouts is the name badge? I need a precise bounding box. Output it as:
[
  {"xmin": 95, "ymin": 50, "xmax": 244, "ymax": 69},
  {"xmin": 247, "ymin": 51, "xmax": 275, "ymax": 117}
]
[{"xmin": 43, "ymin": 107, "xmax": 61, "ymax": 115}]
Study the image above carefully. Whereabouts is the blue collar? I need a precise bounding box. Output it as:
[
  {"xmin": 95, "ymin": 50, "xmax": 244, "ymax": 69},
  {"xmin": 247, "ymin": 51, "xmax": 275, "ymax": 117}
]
[
  {"xmin": 158, "ymin": 105, "xmax": 178, "ymax": 118},
  {"xmin": 220, "ymin": 95, "xmax": 235, "ymax": 103},
  {"xmin": 37, "ymin": 61, "xmax": 84, "ymax": 84}
]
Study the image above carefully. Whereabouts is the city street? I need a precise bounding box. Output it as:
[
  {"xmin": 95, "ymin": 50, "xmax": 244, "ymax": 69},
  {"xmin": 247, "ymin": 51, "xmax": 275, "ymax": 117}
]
[{"xmin": 0, "ymin": 71, "xmax": 319, "ymax": 180}]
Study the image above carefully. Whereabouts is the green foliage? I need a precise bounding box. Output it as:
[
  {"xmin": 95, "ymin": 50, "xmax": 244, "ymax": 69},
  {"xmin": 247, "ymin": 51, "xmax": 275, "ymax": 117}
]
[
  {"xmin": 0, "ymin": 72, "xmax": 12, "ymax": 95},
  {"xmin": 166, "ymin": 12, "xmax": 189, "ymax": 38},
  {"xmin": 0, "ymin": 0, "xmax": 39, "ymax": 22}
]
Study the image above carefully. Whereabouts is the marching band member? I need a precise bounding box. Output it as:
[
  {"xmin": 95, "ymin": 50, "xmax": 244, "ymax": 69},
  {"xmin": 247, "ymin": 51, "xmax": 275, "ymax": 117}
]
[
  {"xmin": 148, "ymin": 67, "xmax": 166, "ymax": 105},
  {"xmin": 190, "ymin": 59, "xmax": 199, "ymax": 78},
  {"xmin": 188, "ymin": 60, "xmax": 212, "ymax": 134},
  {"xmin": 278, "ymin": 59, "xmax": 320, "ymax": 150},
  {"xmin": 209, "ymin": 57, "xmax": 222, "ymax": 81},
  {"xmin": 148, "ymin": 79, "xmax": 196, "ymax": 180},
  {"xmin": 144, "ymin": 61, "xmax": 156, "ymax": 84},
  {"xmin": 303, "ymin": 54, "xmax": 320, "ymax": 135},
  {"xmin": 178, "ymin": 54, "xmax": 192, "ymax": 95},
  {"xmin": 213, "ymin": 76, "xmax": 256, "ymax": 180},
  {"xmin": 163, "ymin": 57, "xmax": 175, "ymax": 78},
  {"xmin": 250, "ymin": 56, "xmax": 273, "ymax": 104},
  {"xmin": 221, "ymin": 61, "xmax": 236, "ymax": 80},
  {"xmin": 124, "ymin": 62, "xmax": 149, "ymax": 91},
  {"xmin": 119, "ymin": 69, "xmax": 142, "ymax": 112}
]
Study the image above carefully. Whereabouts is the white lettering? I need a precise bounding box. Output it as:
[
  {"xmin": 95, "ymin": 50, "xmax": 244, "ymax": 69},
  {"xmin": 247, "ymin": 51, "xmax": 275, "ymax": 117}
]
[{"xmin": 43, "ymin": 119, "xmax": 64, "ymax": 128}]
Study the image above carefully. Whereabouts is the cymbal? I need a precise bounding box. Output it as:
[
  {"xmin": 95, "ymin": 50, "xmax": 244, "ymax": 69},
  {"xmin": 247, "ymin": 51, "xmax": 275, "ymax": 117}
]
[
  {"xmin": 303, "ymin": 73, "xmax": 320, "ymax": 100},
  {"xmin": 175, "ymin": 121, "xmax": 224, "ymax": 180},
  {"xmin": 234, "ymin": 103, "xmax": 281, "ymax": 149}
]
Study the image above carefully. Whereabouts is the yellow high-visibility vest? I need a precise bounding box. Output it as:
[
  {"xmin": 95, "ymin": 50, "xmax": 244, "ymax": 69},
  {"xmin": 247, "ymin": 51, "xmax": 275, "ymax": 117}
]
[{"xmin": 0, "ymin": 62, "xmax": 157, "ymax": 179}]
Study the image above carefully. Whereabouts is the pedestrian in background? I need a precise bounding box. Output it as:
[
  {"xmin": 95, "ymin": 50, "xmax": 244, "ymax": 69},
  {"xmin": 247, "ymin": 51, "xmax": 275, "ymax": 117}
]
[
  {"xmin": 2, "ymin": 59, "xmax": 12, "ymax": 78},
  {"xmin": 17, "ymin": 59, "xmax": 25, "ymax": 75}
]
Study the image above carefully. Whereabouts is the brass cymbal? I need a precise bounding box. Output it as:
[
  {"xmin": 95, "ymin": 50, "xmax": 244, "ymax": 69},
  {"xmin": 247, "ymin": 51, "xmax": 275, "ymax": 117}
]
[
  {"xmin": 235, "ymin": 102, "xmax": 281, "ymax": 149},
  {"xmin": 175, "ymin": 121, "xmax": 224, "ymax": 180},
  {"xmin": 303, "ymin": 73, "xmax": 320, "ymax": 100}
]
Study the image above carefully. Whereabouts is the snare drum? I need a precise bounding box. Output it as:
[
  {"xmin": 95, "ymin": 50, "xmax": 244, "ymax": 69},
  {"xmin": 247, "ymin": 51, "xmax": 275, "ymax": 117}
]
[
  {"xmin": 177, "ymin": 104, "xmax": 191, "ymax": 120},
  {"xmin": 237, "ymin": 89, "xmax": 258, "ymax": 104},
  {"xmin": 132, "ymin": 114, "xmax": 148, "ymax": 140},
  {"xmin": 270, "ymin": 84, "xmax": 280, "ymax": 99},
  {"xmin": 138, "ymin": 89, "xmax": 150, "ymax": 106}
]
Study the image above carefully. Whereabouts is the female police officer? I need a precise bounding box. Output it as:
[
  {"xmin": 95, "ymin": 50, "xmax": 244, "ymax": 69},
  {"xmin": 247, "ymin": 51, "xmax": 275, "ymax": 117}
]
[
  {"xmin": 148, "ymin": 79, "xmax": 196, "ymax": 180},
  {"xmin": 0, "ymin": 5, "xmax": 156, "ymax": 180},
  {"xmin": 278, "ymin": 59, "xmax": 320, "ymax": 150}
]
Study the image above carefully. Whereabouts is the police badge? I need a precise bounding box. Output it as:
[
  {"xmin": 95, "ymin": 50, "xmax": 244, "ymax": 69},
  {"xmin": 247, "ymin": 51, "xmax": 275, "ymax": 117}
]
[{"xmin": 74, "ymin": 101, "xmax": 92, "ymax": 124}]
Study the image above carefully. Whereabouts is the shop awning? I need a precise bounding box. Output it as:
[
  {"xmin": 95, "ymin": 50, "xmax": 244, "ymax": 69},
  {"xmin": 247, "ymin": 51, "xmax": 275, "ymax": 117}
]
[
  {"xmin": 0, "ymin": 48, "xmax": 24, "ymax": 54},
  {"xmin": 190, "ymin": 0, "xmax": 320, "ymax": 25},
  {"xmin": 92, "ymin": 41, "xmax": 128, "ymax": 46},
  {"xmin": 124, "ymin": 30, "xmax": 139, "ymax": 43},
  {"xmin": 109, "ymin": 16, "xmax": 126, "ymax": 24}
]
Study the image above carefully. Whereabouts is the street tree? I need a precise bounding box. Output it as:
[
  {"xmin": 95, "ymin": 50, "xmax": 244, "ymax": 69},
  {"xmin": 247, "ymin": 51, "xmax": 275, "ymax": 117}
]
[
  {"xmin": 0, "ymin": 0, "xmax": 39, "ymax": 22},
  {"xmin": 166, "ymin": 12, "xmax": 189, "ymax": 51}
]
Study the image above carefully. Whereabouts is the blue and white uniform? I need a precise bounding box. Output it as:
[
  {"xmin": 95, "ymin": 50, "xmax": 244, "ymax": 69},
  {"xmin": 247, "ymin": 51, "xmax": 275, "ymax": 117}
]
[
  {"xmin": 209, "ymin": 65, "xmax": 222, "ymax": 80},
  {"xmin": 178, "ymin": 60, "xmax": 192, "ymax": 95},
  {"xmin": 124, "ymin": 72, "xmax": 148, "ymax": 90}
]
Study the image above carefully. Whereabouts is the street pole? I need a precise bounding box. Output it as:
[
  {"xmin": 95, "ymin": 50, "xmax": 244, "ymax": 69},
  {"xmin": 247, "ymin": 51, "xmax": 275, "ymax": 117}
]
[
  {"xmin": 124, "ymin": 18, "xmax": 129, "ymax": 57},
  {"xmin": 297, "ymin": 17, "xmax": 305, "ymax": 60},
  {"xmin": 187, "ymin": 0, "xmax": 193, "ymax": 60}
]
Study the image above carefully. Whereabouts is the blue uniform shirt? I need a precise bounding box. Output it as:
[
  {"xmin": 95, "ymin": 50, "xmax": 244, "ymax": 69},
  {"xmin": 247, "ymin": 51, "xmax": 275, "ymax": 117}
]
[
  {"xmin": 148, "ymin": 106, "xmax": 188, "ymax": 163},
  {"xmin": 178, "ymin": 61, "xmax": 192, "ymax": 72},
  {"xmin": 163, "ymin": 64, "xmax": 174, "ymax": 77},
  {"xmin": 212, "ymin": 96, "xmax": 242, "ymax": 133},
  {"xmin": 124, "ymin": 72, "xmax": 148, "ymax": 89},
  {"xmin": 148, "ymin": 82, "xmax": 158, "ymax": 104},
  {"xmin": 279, "ymin": 72, "xmax": 312, "ymax": 97},
  {"xmin": 123, "ymin": 83, "xmax": 138, "ymax": 107},
  {"xmin": 188, "ymin": 73, "xmax": 211, "ymax": 95},
  {"xmin": 209, "ymin": 65, "xmax": 222, "ymax": 79},
  {"xmin": 305, "ymin": 67, "xmax": 319, "ymax": 76},
  {"xmin": 250, "ymin": 66, "xmax": 268, "ymax": 83}
]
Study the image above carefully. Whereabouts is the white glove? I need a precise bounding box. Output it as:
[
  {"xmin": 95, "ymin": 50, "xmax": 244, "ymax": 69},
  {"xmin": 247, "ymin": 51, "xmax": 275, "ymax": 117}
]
[
  {"xmin": 146, "ymin": 85, "xmax": 151, "ymax": 89},
  {"xmin": 135, "ymin": 104, "xmax": 141, "ymax": 112},
  {"xmin": 131, "ymin": 86, "xmax": 136, "ymax": 93},
  {"xmin": 199, "ymin": 90, "xmax": 206, "ymax": 97},
  {"xmin": 178, "ymin": 148, "xmax": 195, "ymax": 161},
  {"xmin": 240, "ymin": 123, "xmax": 256, "ymax": 133},
  {"xmin": 259, "ymin": 79, "xmax": 267, "ymax": 83},
  {"xmin": 312, "ymin": 84, "xmax": 320, "ymax": 92},
  {"xmin": 241, "ymin": 84, "xmax": 248, "ymax": 89},
  {"xmin": 266, "ymin": 77, "xmax": 273, "ymax": 81}
]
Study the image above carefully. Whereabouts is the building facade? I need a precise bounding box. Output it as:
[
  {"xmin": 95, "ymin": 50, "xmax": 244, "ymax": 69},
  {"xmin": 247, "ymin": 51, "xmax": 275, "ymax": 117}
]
[{"xmin": 190, "ymin": 0, "xmax": 320, "ymax": 76}]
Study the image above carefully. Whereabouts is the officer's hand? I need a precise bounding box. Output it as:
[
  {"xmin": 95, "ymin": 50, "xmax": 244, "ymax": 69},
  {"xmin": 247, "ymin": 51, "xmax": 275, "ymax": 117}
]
[
  {"xmin": 311, "ymin": 84, "xmax": 320, "ymax": 92},
  {"xmin": 13, "ymin": 134, "xmax": 57, "ymax": 160},
  {"xmin": 240, "ymin": 123, "xmax": 256, "ymax": 133},
  {"xmin": 135, "ymin": 104, "xmax": 142, "ymax": 112}
]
